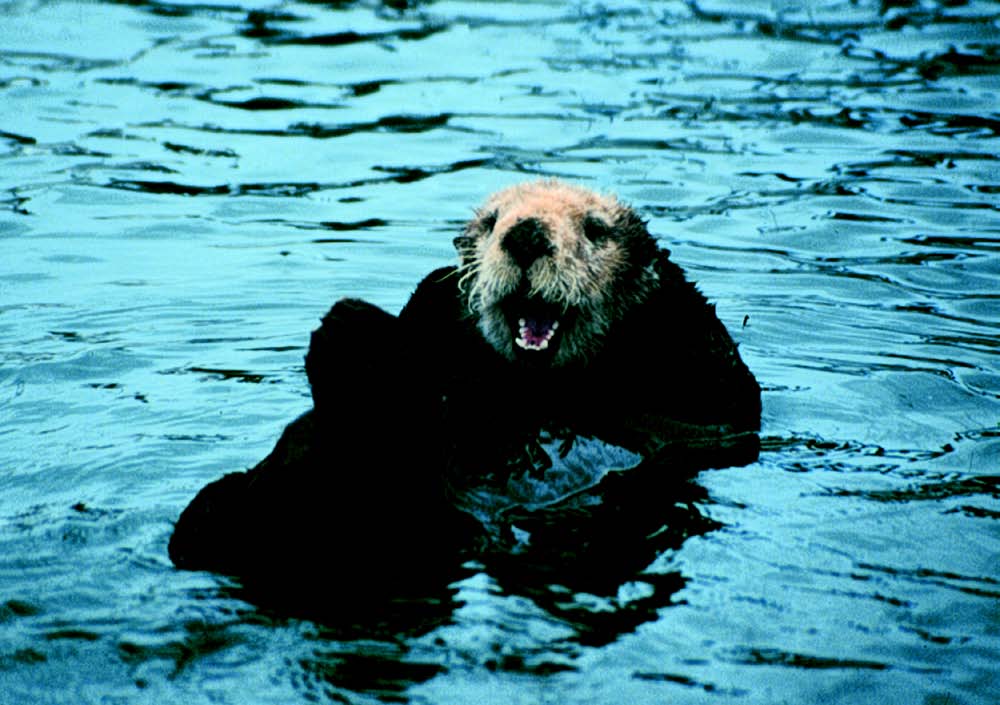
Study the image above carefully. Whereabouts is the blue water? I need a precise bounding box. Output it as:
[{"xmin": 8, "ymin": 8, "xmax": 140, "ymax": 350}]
[{"xmin": 1, "ymin": 1, "xmax": 998, "ymax": 703}]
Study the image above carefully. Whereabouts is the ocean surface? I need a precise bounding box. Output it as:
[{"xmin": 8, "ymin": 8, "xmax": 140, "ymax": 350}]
[{"xmin": 1, "ymin": 0, "xmax": 998, "ymax": 703}]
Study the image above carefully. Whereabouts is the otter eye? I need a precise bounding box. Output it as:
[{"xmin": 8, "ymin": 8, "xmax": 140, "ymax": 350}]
[
  {"xmin": 479, "ymin": 210, "xmax": 498, "ymax": 235},
  {"xmin": 582, "ymin": 215, "xmax": 612, "ymax": 244}
]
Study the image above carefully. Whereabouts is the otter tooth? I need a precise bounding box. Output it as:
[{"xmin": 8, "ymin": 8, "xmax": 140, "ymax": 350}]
[
  {"xmin": 552, "ymin": 321, "xmax": 560, "ymax": 330},
  {"xmin": 518, "ymin": 318, "xmax": 526, "ymax": 327}
]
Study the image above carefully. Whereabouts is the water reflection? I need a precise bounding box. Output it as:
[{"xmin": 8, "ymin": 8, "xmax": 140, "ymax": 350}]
[
  {"xmin": 173, "ymin": 430, "xmax": 758, "ymax": 701},
  {"xmin": 177, "ymin": 372, "xmax": 759, "ymax": 667},
  {"xmin": 150, "ymin": 457, "xmax": 744, "ymax": 702}
]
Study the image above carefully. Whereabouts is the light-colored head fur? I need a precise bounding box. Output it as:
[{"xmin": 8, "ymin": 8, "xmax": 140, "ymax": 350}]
[{"xmin": 454, "ymin": 180, "xmax": 659, "ymax": 366}]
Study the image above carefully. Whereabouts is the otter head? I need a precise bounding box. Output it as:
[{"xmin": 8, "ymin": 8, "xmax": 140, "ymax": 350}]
[{"xmin": 454, "ymin": 180, "xmax": 660, "ymax": 367}]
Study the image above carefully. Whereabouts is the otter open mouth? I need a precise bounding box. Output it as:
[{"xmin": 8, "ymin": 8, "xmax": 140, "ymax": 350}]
[
  {"xmin": 516, "ymin": 315, "xmax": 560, "ymax": 351},
  {"xmin": 504, "ymin": 299, "xmax": 564, "ymax": 355}
]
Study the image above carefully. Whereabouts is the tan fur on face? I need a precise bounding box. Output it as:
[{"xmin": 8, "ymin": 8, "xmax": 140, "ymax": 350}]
[{"xmin": 456, "ymin": 180, "xmax": 658, "ymax": 366}]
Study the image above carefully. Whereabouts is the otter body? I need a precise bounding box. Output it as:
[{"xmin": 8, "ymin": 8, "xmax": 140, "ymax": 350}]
[{"xmin": 168, "ymin": 181, "xmax": 760, "ymax": 581}]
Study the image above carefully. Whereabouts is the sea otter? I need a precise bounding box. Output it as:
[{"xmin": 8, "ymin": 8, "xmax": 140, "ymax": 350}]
[{"xmin": 168, "ymin": 180, "xmax": 760, "ymax": 583}]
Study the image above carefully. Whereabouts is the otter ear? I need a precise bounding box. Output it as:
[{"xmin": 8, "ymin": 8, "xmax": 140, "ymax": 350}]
[
  {"xmin": 615, "ymin": 206, "xmax": 660, "ymax": 263},
  {"xmin": 453, "ymin": 235, "xmax": 476, "ymax": 264}
]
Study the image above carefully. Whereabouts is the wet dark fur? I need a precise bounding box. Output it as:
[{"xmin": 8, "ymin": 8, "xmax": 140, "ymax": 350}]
[
  {"xmin": 401, "ymin": 251, "xmax": 759, "ymax": 474},
  {"xmin": 168, "ymin": 196, "xmax": 760, "ymax": 583}
]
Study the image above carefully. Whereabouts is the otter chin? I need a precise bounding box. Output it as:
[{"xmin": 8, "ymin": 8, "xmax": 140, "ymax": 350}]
[{"xmin": 168, "ymin": 179, "xmax": 761, "ymax": 583}]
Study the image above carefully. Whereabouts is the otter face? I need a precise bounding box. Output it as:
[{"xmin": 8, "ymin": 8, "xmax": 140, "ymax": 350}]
[{"xmin": 454, "ymin": 180, "xmax": 659, "ymax": 367}]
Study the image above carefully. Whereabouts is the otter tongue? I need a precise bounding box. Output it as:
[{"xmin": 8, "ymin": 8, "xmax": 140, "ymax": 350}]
[{"xmin": 516, "ymin": 316, "xmax": 559, "ymax": 351}]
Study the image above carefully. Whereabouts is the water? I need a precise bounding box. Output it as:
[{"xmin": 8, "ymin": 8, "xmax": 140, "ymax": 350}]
[{"xmin": 1, "ymin": 0, "xmax": 998, "ymax": 702}]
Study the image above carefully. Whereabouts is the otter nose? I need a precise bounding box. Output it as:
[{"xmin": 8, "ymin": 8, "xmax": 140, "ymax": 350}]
[{"xmin": 502, "ymin": 218, "xmax": 554, "ymax": 269}]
